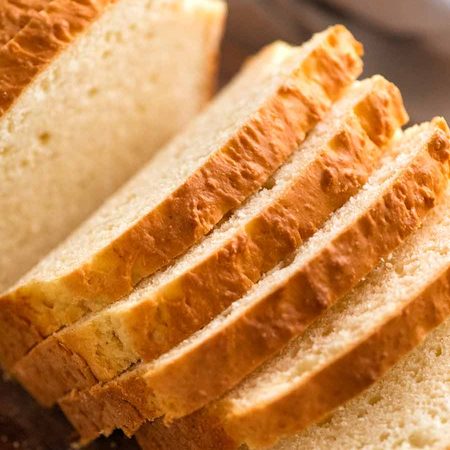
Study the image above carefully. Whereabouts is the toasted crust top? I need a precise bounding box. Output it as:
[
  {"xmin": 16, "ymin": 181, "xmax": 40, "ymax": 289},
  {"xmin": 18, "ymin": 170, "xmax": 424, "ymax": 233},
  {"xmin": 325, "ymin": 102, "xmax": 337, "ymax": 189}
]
[{"xmin": 0, "ymin": 0, "xmax": 50, "ymax": 46}]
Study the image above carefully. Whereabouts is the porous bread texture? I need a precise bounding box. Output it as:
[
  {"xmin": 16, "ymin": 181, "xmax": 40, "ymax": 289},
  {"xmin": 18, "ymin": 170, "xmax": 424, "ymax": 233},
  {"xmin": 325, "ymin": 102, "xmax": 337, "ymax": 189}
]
[
  {"xmin": 208, "ymin": 188, "xmax": 450, "ymax": 449},
  {"xmin": 0, "ymin": 0, "xmax": 49, "ymax": 46},
  {"xmin": 272, "ymin": 319, "xmax": 450, "ymax": 450},
  {"xmin": 0, "ymin": 25, "xmax": 363, "ymax": 370},
  {"xmin": 0, "ymin": 0, "xmax": 226, "ymax": 292},
  {"xmin": 59, "ymin": 119, "xmax": 450, "ymax": 443},
  {"xmin": 15, "ymin": 75, "xmax": 408, "ymax": 407}
]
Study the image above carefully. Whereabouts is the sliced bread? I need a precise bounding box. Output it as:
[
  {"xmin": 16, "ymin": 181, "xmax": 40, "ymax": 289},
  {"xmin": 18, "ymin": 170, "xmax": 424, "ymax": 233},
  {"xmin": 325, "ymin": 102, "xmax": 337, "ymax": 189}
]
[
  {"xmin": 0, "ymin": 0, "xmax": 226, "ymax": 292},
  {"xmin": 15, "ymin": 75, "xmax": 407, "ymax": 406},
  {"xmin": 0, "ymin": 25, "xmax": 363, "ymax": 370},
  {"xmin": 59, "ymin": 118, "xmax": 450, "ymax": 443},
  {"xmin": 269, "ymin": 318, "xmax": 450, "ymax": 450},
  {"xmin": 140, "ymin": 185, "xmax": 449, "ymax": 449}
]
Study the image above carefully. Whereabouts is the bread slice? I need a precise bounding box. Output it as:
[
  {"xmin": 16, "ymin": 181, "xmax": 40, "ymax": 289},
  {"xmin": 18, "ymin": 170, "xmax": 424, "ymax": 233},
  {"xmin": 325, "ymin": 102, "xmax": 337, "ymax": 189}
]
[
  {"xmin": 59, "ymin": 119, "xmax": 450, "ymax": 443},
  {"xmin": 270, "ymin": 320, "xmax": 450, "ymax": 450},
  {"xmin": 0, "ymin": 0, "xmax": 48, "ymax": 46},
  {"xmin": 0, "ymin": 25, "xmax": 363, "ymax": 370},
  {"xmin": 139, "ymin": 185, "xmax": 449, "ymax": 450},
  {"xmin": 15, "ymin": 75, "xmax": 407, "ymax": 407},
  {"xmin": 0, "ymin": 0, "xmax": 227, "ymax": 293}
]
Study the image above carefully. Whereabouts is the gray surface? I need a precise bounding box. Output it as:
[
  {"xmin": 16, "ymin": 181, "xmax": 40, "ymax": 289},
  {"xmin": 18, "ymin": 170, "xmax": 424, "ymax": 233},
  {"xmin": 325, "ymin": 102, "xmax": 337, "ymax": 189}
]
[{"xmin": 223, "ymin": 0, "xmax": 450, "ymax": 123}]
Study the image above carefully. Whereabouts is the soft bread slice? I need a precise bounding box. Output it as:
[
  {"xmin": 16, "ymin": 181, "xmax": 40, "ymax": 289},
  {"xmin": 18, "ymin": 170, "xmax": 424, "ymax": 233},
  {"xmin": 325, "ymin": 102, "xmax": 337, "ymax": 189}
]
[
  {"xmin": 59, "ymin": 119, "xmax": 449, "ymax": 443},
  {"xmin": 270, "ymin": 318, "xmax": 450, "ymax": 450},
  {"xmin": 0, "ymin": 0, "xmax": 48, "ymax": 45},
  {"xmin": 140, "ymin": 185, "xmax": 450, "ymax": 450},
  {"xmin": 0, "ymin": 25, "xmax": 363, "ymax": 370},
  {"xmin": 15, "ymin": 76, "xmax": 407, "ymax": 406},
  {"xmin": 0, "ymin": 0, "xmax": 226, "ymax": 293}
]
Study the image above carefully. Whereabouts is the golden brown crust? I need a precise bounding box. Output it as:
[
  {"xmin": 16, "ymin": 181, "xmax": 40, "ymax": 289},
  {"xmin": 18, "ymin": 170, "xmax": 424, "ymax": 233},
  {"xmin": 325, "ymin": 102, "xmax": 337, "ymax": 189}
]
[
  {"xmin": 0, "ymin": 0, "xmax": 112, "ymax": 116},
  {"xmin": 0, "ymin": 0, "xmax": 49, "ymax": 46},
  {"xmin": 137, "ymin": 410, "xmax": 237, "ymax": 450},
  {"xmin": 15, "ymin": 77, "xmax": 407, "ymax": 407},
  {"xmin": 59, "ymin": 121, "xmax": 450, "ymax": 442},
  {"xmin": 0, "ymin": 25, "xmax": 363, "ymax": 370},
  {"xmin": 136, "ymin": 266, "xmax": 450, "ymax": 450}
]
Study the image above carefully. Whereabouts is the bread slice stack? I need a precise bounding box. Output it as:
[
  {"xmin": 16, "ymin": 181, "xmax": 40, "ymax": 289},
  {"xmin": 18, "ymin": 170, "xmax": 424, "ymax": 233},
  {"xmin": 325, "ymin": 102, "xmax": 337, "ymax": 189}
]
[
  {"xmin": 137, "ymin": 177, "xmax": 449, "ymax": 449},
  {"xmin": 0, "ymin": 24, "xmax": 363, "ymax": 372},
  {"xmin": 15, "ymin": 74, "xmax": 407, "ymax": 406},
  {"xmin": 59, "ymin": 117, "xmax": 449, "ymax": 444},
  {"xmin": 1, "ymin": 15, "xmax": 449, "ymax": 450},
  {"xmin": 0, "ymin": 0, "xmax": 226, "ymax": 292}
]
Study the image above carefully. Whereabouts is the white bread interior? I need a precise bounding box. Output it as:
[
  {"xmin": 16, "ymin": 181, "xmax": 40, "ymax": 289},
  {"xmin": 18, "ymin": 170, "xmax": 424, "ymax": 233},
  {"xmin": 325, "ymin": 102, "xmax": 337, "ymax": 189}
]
[{"xmin": 0, "ymin": 0, "xmax": 225, "ymax": 291}]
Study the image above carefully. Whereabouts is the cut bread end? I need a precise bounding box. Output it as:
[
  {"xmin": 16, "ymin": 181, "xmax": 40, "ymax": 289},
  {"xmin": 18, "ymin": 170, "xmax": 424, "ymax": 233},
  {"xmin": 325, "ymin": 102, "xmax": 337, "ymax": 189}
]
[{"xmin": 0, "ymin": 0, "xmax": 226, "ymax": 292}]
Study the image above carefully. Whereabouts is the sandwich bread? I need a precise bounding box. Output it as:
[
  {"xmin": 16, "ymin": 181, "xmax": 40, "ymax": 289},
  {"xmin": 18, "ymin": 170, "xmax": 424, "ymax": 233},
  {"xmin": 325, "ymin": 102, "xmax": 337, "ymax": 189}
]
[
  {"xmin": 15, "ymin": 75, "xmax": 407, "ymax": 406},
  {"xmin": 0, "ymin": 25, "xmax": 363, "ymax": 370},
  {"xmin": 60, "ymin": 118, "xmax": 449, "ymax": 442}
]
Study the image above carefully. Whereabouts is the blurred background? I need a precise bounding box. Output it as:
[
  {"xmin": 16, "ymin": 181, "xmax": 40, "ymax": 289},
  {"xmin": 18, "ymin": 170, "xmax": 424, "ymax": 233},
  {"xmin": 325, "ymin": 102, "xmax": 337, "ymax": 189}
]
[
  {"xmin": 222, "ymin": 0, "xmax": 450, "ymax": 123},
  {"xmin": 0, "ymin": 1, "xmax": 449, "ymax": 449}
]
